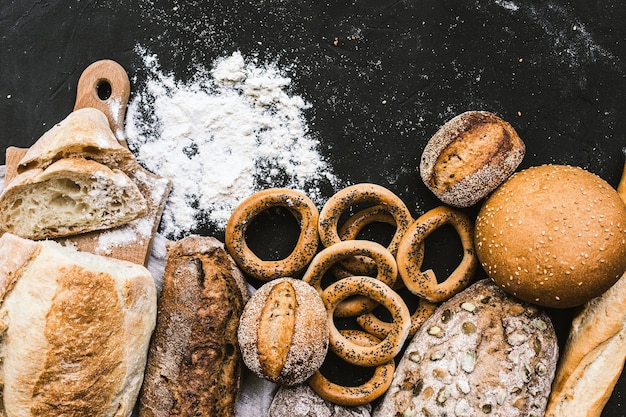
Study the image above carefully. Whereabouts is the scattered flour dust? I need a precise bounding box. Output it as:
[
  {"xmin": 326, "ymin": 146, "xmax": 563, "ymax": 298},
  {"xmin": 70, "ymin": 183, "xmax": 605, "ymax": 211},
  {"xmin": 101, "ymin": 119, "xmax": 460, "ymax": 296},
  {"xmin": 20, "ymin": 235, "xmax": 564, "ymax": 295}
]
[{"xmin": 125, "ymin": 47, "xmax": 338, "ymax": 239}]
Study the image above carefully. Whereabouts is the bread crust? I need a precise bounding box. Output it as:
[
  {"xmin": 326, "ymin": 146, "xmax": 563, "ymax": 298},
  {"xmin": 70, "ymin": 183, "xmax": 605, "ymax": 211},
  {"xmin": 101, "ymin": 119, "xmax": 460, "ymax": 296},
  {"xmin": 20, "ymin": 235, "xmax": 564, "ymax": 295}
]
[
  {"xmin": 420, "ymin": 111, "xmax": 525, "ymax": 207},
  {"xmin": 268, "ymin": 383, "xmax": 372, "ymax": 417},
  {"xmin": 138, "ymin": 236, "xmax": 248, "ymax": 417},
  {"xmin": 373, "ymin": 279, "xmax": 558, "ymax": 417},
  {"xmin": 545, "ymin": 272, "xmax": 626, "ymax": 417},
  {"xmin": 17, "ymin": 107, "xmax": 136, "ymax": 174}
]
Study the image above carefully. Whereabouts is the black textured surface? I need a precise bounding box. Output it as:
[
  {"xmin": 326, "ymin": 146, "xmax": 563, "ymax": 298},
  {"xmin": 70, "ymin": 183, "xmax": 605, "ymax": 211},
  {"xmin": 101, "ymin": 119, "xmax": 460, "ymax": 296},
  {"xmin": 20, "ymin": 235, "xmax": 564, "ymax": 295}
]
[{"xmin": 1, "ymin": 0, "xmax": 625, "ymax": 414}]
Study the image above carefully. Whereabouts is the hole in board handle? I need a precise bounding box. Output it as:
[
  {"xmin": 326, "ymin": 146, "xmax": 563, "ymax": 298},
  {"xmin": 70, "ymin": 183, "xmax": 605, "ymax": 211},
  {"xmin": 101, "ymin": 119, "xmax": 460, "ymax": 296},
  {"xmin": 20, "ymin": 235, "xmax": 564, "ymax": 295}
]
[{"xmin": 96, "ymin": 80, "xmax": 112, "ymax": 100}]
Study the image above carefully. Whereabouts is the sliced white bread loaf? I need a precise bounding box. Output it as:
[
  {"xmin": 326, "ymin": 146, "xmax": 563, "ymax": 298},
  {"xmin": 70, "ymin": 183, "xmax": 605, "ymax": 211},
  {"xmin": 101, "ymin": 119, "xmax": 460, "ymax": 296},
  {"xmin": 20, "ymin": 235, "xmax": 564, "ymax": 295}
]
[
  {"xmin": 17, "ymin": 107, "xmax": 136, "ymax": 173},
  {"xmin": 0, "ymin": 157, "xmax": 147, "ymax": 239}
]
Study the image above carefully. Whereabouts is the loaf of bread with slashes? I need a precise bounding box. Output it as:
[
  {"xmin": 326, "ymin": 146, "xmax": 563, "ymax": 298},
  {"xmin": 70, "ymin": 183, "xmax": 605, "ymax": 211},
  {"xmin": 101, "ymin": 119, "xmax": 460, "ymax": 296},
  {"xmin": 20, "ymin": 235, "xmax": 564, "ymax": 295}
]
[{"xmin": 138, "ymin": 236, "xmax": 249, "ymax": 417}]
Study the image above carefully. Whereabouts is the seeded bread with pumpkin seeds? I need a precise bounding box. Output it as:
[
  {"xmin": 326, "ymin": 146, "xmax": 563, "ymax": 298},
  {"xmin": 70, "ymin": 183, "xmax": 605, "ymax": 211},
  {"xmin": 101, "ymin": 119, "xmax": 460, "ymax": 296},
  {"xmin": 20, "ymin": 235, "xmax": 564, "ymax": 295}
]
[{"xmin": 373, "ymin": 279, "xmax": 558, "ymax": 417}]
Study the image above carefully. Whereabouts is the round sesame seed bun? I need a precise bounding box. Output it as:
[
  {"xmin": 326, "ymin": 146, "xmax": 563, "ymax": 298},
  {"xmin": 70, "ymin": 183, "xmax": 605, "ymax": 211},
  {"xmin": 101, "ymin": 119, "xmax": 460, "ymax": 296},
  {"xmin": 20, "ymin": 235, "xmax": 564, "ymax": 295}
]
[{"xmin": 474, "ymin": 164, "xmax": 626, "ymax": 308}]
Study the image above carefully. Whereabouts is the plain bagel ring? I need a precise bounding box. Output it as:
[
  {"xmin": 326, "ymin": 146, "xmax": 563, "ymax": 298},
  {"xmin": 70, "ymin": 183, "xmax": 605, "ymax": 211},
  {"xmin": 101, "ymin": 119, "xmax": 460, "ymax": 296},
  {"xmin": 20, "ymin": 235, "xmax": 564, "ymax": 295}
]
[
  {"xmin": 301, "ymin": 240, "xmax": 398, "ymax": 317},
  {"xmin": 322, "ymin": 276, "xmax": 410, "ymax": 367},
  {"xmin": 396, "ymin": 205, "xmax": 477, "ymax": 303},
  {"xmin": 307, "ymin": 330, "xmax": 395, "ymax": 407},
  {"xmin": 225, "ymin": 188, "xmax": 319, "ymax": 281},
  {"xmin": 318, "ymin": 183, "xmax": 413, "ymax": 259},
  {"xmin": 356, "ymin": 297, "xmax": 438, "ymax": 339}
]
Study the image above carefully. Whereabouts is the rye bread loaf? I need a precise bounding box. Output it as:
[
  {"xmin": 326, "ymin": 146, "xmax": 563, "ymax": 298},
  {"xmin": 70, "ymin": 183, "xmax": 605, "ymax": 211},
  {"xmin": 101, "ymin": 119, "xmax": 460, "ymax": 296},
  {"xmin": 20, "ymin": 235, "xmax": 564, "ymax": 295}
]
[
  {"xmin": 373, "ymin": 279, "xmax": 558, "ymax": 417},
  {"xmin": 138, "ymin": 236, "xmax": 249, "ymax": 417},
  {"xmin": 0, "ymin": 232, "xmax": 157, "ymax": 417}
]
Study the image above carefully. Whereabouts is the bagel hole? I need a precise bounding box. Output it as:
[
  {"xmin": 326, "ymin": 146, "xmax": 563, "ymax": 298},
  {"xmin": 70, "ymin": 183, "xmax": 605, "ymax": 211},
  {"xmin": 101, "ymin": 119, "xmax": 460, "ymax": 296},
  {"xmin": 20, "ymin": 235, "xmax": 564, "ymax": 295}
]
[
  {"xmin": 245, "ymin": 206, "xmax": 301, "ymax": 262},
  {"xmin": 320, "ymin": 318, "xmax": 376, "ymax": 387},
  {"xmin": 421, "ymin": 223, "xmax": 464, "ymax": 284},
  {"xmin": 338, "ymin": 202, "xmax": 395, "ymax": 243}
]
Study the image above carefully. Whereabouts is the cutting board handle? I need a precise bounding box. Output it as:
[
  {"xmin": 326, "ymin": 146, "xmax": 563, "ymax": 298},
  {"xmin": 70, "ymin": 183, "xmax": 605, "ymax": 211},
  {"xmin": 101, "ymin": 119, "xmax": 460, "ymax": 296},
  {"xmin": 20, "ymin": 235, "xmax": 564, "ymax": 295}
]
[{"xmin": 74, "ymin": 59, "xmax": 131, "ymax": 147}]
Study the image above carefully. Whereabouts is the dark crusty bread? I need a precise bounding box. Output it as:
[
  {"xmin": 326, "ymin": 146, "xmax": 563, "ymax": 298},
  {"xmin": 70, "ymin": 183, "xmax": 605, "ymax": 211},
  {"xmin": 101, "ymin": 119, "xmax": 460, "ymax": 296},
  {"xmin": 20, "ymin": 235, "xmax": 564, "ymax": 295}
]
[
  {"xmin": 268, "ymin": 383, "xmax": 372, "ymax": 417},
  {"xmin": 419, "ymin": 111, "xmax": 525, "ymax": 207},
  {"xmin": 138, "ymin": 236, "xmax": 249, "ymax": 417},
  {"xmin": 373, "ymin": 279, "xmax": 558, "ymax": 417}
]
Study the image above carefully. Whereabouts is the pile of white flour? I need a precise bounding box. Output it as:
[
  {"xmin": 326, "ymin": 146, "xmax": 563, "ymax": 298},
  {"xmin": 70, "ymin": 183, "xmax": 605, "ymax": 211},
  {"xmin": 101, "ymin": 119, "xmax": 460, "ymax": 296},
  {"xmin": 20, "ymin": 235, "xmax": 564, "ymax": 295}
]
[{"xmin": 125, "ymin": 48, "xmax": 338, "ymax": 238}]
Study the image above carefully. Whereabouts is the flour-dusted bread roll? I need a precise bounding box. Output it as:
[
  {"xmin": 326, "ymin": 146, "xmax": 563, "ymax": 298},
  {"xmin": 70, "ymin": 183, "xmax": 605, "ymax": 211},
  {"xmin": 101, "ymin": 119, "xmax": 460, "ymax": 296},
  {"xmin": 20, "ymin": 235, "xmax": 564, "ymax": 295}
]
[
  {"xmin": 0, "ymin": 157, "xmax": 147, "ymax": 239},
  {"xmin": 0, "ymin": 232, "xmax": 157, "ymax": 417},
  {"xmin": 268, "ymin": 383, "xmax": 372, "ymax": 417},
  {"xmin": 238, "ymin": 277, "xmax": 329, "ymax": 386},
  {"xmin": 373, "ymin": 279, "xmax": 558, "ymax": 417},
  {"xmin": 138, "ymin": 236, "xmax": 249, "ymax": 417},
  {"xmin": 419, "ymin": 111, "xmax": 525, "ymax": 207},
  {"xmin": 545, "ymin": 272, "xmax": 626, "ymax": 417},
  {"xmin": 17, "ymin": 107, "xmax": 136, "ymax": 173}
]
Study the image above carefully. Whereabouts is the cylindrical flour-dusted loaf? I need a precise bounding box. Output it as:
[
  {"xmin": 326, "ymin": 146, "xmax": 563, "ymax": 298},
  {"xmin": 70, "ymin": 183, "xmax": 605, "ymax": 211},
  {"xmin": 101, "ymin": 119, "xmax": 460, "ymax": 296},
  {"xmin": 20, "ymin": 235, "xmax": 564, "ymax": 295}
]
[
  {"xmin": 0, "ymin": 233, "xmax": 157, "ymax": 417},
  {"xmin": 373, "ymin": 279, "xmax": 559, "ymax": 417},
  {"xmin": 138, "ymin": 236, "xmax": 249, "ymax": 417}
]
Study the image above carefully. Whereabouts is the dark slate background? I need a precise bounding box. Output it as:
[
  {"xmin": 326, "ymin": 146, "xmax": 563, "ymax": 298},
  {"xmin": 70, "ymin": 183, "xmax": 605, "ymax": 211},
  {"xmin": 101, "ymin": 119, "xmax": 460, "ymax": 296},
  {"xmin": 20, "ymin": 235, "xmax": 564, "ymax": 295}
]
[{"xmin": 1, "ymin": 0, "xmax": 624, "ymax": 414}]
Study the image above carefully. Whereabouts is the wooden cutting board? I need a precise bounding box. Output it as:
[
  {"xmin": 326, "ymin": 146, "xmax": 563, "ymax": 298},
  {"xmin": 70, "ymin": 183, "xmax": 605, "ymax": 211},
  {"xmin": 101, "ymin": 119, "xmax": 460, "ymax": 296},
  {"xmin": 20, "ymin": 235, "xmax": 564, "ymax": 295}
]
[{"xmin": 4, "ymin": 60, "xmax": 171, "ymax": 266}]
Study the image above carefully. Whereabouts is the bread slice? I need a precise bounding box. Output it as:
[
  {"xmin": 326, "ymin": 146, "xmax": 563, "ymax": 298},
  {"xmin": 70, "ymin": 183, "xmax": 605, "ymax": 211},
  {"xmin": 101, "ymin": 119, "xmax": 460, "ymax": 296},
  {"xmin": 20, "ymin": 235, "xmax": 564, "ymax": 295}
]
[
  {"xmin": 0, "ymin": 157, "xmax": 147, "ymax": 239},
  {"xmin": 545, "ymin": 272, "xmax": 626, "ymax": 417},
  {"xmin": 0, "ymin": 233, "xmax": 157, "ymax": 417},
  {"xmin": 138, "ymin": 236, "xmax": 249, "ymax": 417},
  {"xmin": 17, "ymin": 107, "xmax": 136, "ymax": 174}
]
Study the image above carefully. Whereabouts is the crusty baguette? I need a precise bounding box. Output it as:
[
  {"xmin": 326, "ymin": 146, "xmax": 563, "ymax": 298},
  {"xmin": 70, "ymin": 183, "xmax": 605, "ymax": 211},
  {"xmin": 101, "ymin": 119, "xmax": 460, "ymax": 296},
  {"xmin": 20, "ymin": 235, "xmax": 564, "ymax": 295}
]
[
  {"xmin": 138, "ymin": 236, "xmax": 249, "ymax": 417},
  {"xmin": 0, "ymin": 157, "xmax": 147, "ymax": 239},
  {"xmin": 17, "ymin": 107, "xmax": 136, "ymax": 173},
  {"xmin": 0, "ymin": 232, "xmax": 157, "ymax": 417},
  {"xmin": 545, "ymin": 271, "xmax": 626, "ymax": 417}
]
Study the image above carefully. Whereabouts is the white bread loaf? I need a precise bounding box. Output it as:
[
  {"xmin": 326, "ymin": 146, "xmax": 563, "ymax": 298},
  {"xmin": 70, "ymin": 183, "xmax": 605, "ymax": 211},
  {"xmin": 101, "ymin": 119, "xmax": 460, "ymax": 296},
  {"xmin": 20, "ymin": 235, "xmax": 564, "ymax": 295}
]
[
  {"xmin": 0, "ymin": 233, "xmax": 157, "ymax": 417},
  {"xmin": 17, "ymin": 107, "xmax": 136, "ymax": 174},
  {"xmin": 545, "ymin": 269, "xmax": 626, "ymax": 417},
  {"xmin": 0, "ymin": 157, "xmax": 147, "ymax": 239}
]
